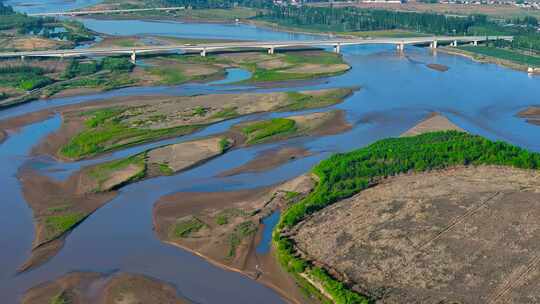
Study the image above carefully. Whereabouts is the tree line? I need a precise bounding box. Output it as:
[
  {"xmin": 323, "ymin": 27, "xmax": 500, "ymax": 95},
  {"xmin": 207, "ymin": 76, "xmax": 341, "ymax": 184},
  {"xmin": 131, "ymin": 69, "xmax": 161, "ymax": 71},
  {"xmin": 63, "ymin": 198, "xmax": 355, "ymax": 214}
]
[
  {"xmin": 160, "ymin": 0, "xmax": 540, "ymax": 52},
  {"xmin": 274, "ymin": 130, "xmax": 540, "ymax": 303}
]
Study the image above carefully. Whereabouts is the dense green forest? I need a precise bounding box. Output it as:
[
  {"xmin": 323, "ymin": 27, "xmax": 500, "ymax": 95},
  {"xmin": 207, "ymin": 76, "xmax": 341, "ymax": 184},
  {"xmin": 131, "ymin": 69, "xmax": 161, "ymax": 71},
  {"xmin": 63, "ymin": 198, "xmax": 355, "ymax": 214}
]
[
  {"xmin": 160, "ymin": 0, "xmax": 540, "ymax": 52},
  {"xmin": 157, "ymin": 0, "xmax": 270, "ymax": 9},
  {"xmin": 259, "ymin": 6, "xmax": 540, "ymax": 51},
  {"xmin": 274, "ymin": 131, "xmax": 540, "ymax": 303}
]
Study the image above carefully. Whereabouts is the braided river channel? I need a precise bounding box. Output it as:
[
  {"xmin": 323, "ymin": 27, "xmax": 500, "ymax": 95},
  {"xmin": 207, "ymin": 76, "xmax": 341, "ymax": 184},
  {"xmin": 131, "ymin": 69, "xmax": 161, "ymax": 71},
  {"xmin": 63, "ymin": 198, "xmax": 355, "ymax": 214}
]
[{"xmin": 1, "ymin": 3, "xmax": 540, "ymax": 303}]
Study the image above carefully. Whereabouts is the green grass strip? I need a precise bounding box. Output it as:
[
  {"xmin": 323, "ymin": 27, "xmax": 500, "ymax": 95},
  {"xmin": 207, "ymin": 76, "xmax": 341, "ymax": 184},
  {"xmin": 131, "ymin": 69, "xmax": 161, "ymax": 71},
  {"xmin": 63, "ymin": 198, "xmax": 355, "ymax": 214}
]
[{"xmin": 242, "ymin": 118, "xmax": 297, "ymax": 145}]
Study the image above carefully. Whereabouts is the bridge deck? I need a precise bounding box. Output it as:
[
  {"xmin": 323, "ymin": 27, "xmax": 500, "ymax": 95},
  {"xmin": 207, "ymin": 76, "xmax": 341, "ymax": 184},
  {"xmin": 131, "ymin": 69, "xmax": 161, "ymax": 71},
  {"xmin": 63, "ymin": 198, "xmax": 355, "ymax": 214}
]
[{"xmin": 0, "ymin": 36, "xmax": 512, "ymax": 58}]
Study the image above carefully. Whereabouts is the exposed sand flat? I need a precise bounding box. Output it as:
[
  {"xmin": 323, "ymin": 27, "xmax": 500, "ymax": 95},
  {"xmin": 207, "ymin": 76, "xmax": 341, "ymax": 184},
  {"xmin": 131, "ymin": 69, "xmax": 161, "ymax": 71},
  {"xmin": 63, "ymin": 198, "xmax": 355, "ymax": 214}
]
[
  {"xmin": 518, "ymin": 106, "xmax": 540, "ymax": 126},
  {"xmin": 293, "ymin": 165, "xmax": 540, "ymax": 304},
  {"xmin": 219, "ymin": 146, "xmax": 311, "ymax": 177},
  {"xmin": 147, "ymin": 136, "xmax": 223, "ymax": 173},
  {"xmin": 22, "ymin": 272, "xmax": 191, "ymax": 304},
  {"xmin": 234, "ymin": 109, "xmax": 351, "ymax": 146},
  {"xmin": 18, "ymin": 168, "xmax": 117, "ymax": 271},
  {"xmin": 401, "ymin": 112, "xmax": 463, "ymax": 136},
  {"xmin": 98, "ymin": 164, "xmax": 144, "ymax": 191},
  {"xmin": 0, "ymin": 129, "xmax": 5, "ymax": 144},
  {"xmin": 153, "ymin": 174, "xmax": 316, "ymax": 304},
  {"xmin": 282, "ymin": 63, "xmax": 350, "ymax": 74},
  {"xmin": 426, "ymin": 63, "xmax": 449, "ymax": 72}
]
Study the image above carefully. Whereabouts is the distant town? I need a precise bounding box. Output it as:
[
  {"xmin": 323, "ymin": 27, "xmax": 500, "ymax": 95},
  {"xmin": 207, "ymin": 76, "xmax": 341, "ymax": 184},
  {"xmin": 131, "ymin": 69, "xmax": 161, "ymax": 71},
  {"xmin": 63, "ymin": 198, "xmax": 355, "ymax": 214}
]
[{"xmin": 276, "ymin": 0, "xmax": 540, "ymax": 10}]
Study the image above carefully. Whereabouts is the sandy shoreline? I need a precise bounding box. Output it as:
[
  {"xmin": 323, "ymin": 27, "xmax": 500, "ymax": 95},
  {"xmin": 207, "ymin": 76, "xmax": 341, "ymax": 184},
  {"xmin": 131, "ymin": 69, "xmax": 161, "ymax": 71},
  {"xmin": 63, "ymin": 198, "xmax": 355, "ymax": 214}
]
[
  {"xmin": 438, "ymin": 47, "xmax": 536, "ymax": 74},
  {"xmin": 22, "ymin": 271, "xmax": 192, "ymax": 304},
  {"xmin": 219, "ymin": 146, "xmax": 311, "ymax": 177},
  {"xmin": 153, "ymin": 176, "xmax": 317, "ymax": 304},
  {"xmin": 517, "ymin": 106, "xmax": 540, "ymax": 126},
  {"xmin": 401, "ymin": 112, "xmax": 463, "ymax": 136}
]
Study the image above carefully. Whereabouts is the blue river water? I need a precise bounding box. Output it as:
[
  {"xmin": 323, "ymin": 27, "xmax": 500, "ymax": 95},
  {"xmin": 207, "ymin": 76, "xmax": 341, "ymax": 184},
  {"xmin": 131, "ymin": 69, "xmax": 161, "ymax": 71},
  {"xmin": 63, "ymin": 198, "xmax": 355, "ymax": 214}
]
[
  {"xmin": 1, "ymin": 5, "xmax": 540, "ymax": 304},
  {"xmin": 4, "ymin": 0, "xmax": 102, "ymax": 14}
]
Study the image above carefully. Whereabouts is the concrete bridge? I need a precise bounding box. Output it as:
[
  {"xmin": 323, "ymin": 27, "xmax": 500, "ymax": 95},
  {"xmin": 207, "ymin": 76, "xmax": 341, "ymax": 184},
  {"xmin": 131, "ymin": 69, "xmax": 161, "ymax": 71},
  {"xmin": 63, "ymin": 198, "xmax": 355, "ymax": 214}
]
[
  {"xmin": 0, "ymin": 36, "xmax": 512, "ymax": 62},
  {"xmin": 27, "ymin": 7, "xmax": 186, "ymax": 17}
]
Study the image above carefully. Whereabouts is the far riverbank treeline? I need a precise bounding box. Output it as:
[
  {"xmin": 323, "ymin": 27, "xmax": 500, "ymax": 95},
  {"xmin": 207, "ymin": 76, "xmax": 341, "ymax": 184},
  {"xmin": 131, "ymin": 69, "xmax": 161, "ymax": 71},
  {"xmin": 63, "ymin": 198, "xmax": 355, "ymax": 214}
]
[
  {"xmin": 161, "ymin": 0, "xmax": 540, "ymax": 53},
  {"xmin": 0, "ymin": 0, "xmax": 94, "ymax": 44}
]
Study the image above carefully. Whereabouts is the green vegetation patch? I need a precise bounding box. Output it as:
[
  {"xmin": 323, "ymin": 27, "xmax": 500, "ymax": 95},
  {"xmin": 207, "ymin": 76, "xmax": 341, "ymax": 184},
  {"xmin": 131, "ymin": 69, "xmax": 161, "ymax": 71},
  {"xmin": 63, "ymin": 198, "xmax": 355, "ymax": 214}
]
[
  {"xmin": 459, "ymin": 46, "xmax": 540, "ymax": 67},
  {"xmin": 88, "ymin": 154, "xmax": 146, "ymax": 191},
  {"xmin": 211, "ymin": 107, "xmax": 239, "ymax": 119},
  {"xmin": 44, "ymin": 212, "xmax": 85, "ymax": 240},
  {"xmin": 280, "ymin": 88, "xmax": 354, "ymax": 112},
  {"xmin": 149, "ymin": 66, "xmax": 187, "ymax": 85},
  {"xmin": 192, "ymin": 106, "xmax": 208, "ymax": 117},
  {"xmin": 284, "ymin": 191, "xmax": 301, "ymax": 202},
  {"xmin": 241, "ymin": 118, "xmax": 297, "ymax": 145},
  {"xmin": 175, "ymin": 7, "xmax": 258, "ymax": 20},
  {"xmin": 50, "ymin": 291, "xmax": 71, "ymax": 304},
  {"xmin": 215, "ymin": 208, "xmax": 247, "ymax": 225},
  {"xmin": 241, "ymin": 51, "xmax": 349, "ymax": 83},
  {"xmin": 219, "ymin": 138, "xmax": 232, "ymax": 153},
  {"xmin": 47, "ymin": 204, "xmax": 72, "ymax": 213},
  {"xmin": 228, "ymin": 221, "xmax": 257, "ymax": 257},
  {"xmin": 309, "ymin": 267, "xmax": 369, "ymax": 304},
  {"xmin": 0, "ymin": 65, "xmax": 52, "ymax": 91},
  {"xmin": 274, "ymin": 130, "xmax": 540, "ymax": 303},
  {"xmin": 60, "ymin": 107, "xmax": 203, "ymax": 159},
  {"xmin": 171, "ymin": 216, "xmax": 206, "ymax": 238},
  {"xmin": 43, "ymin": 72, "xmax": 136, "ymax": 97},
  {"xmin": 246, "ymin": 65, "xmax": 339, "ymax": 83},
  {"xmin": 158, "ymin": 163, "xmax": 174, "ymax": 176},
  {"xmin": 283, "ymin": 52, "xmax": 343, "ymax": 65}
]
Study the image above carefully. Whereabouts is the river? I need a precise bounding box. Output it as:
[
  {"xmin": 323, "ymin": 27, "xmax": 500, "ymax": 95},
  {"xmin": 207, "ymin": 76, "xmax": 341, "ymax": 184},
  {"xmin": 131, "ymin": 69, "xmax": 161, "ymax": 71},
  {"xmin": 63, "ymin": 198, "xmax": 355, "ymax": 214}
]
[{"xmin": 1, "ymin": 4, "xmax": 540, "ymax": 304}]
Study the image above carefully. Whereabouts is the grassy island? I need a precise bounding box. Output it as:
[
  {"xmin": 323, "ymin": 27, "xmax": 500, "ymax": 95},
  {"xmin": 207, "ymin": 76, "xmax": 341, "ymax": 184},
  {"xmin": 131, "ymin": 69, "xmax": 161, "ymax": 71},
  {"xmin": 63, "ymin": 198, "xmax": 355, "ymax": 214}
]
[{"xmin": 56, "ymin": 88, "xmax": 355, "ymax": 160}]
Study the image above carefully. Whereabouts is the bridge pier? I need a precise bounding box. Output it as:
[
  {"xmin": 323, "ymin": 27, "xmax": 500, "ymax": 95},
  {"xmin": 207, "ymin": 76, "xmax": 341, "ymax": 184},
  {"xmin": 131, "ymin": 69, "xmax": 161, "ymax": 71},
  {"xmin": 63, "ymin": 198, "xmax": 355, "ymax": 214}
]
[
  {"xmin": 130, "ymin": 50, "xmax": 136, "ymax": 63},
  {"xmin": 430, "ymin": 40, "xmax": 438, "ymax": 49},
  {"xmin": 268, "ymin": 46, "xmax": 275, "ymax": 55},
  {"xmin": 333, "ymin": 43, "xmax": 341, "ymax": 54},
  {"xmin": 472, "ymin": 40, "xmax": 478, "ymax": 46},
  {"xmin": 20, "ymin": 55, "xmax": 25, "ymax": 62},
  {"xmin": 200, "ymin": 48, "xmax": 207, "ymax": 57},
  {"xmin": 451, "ymin": 40, "xmax": 458, "ymax": 47},
  {"xmin": 396, "ymin": 42, "xmax": 405, "ymax": 52}
]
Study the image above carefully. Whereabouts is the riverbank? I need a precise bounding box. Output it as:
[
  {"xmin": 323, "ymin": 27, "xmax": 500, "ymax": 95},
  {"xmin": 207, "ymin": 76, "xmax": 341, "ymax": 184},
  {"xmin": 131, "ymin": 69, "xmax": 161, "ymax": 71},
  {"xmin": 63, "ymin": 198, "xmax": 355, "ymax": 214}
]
[{"xmin": 438, "ymin": 46, "xmax": 540, "ymax": 74}]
